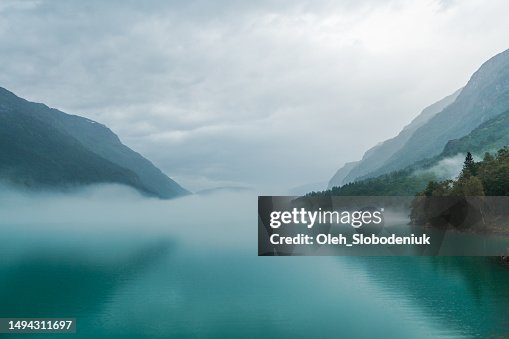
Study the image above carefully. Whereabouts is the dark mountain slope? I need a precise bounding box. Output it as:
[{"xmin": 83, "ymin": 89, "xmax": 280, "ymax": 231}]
[
  {"xmin": 315, "ymin": 108, "xmax": 509, "ymax": 197},
  {"xmin": 368, "ymin": 48, "xmax": 509, "ymax": 178},
  {"xmin": 442, "ymin": 109, "xmax": 509, "ymax": 157},
  {"xmin": 0, "ymin": 87, "xmax": 188, "ymax": 198},
  {"xmin": 329, "ymin": 88, "xmax": 461, "ymax": 188}
]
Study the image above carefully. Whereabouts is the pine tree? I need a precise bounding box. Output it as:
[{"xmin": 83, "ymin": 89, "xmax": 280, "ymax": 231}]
[{"xmin": 462, "ymin": 152, "xmax": 477, "ymax": 177}]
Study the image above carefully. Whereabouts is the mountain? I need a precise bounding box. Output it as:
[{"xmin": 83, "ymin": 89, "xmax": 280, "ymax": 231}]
[
  {"xmin": 315, "ymin": 108, "xmax": 509, "ymax": 197},
  {"xmin": 328, "ymin": 161, "xmax": 359, "ymax": 188},
  {"xmin": 441, "ymin": 109, "xmax": 509, "ymax": 157},
  {"xmin": 329, "ymin": 88, "xmax": 461, "ymax": 188},
  {"xmin": 319, "ymin": 48, "xmax": 509, "ymax": 197},
  {"xmin": 364, "ymin": 48, "xmax": 509, "ymax": 179},
  {"xmin": 0, "ymin": 87, "xmax": 189, "ymax": 198}
]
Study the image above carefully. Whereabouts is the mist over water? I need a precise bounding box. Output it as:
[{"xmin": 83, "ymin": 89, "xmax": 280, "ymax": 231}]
[{"xmin": 1, "ymin": 186, "xmax": 509, "ymax": 338}]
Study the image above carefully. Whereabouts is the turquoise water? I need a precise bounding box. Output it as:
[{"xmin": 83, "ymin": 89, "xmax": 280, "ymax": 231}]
[{"xmin": 1, "ymin": 190, "xmax": 509, "ymax": 338}]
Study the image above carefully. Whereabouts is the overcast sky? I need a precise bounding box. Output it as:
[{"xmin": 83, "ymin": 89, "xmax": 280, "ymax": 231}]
[{"xmin": 1, "ymin": 0, "xmax": 509, "ymax": 193}]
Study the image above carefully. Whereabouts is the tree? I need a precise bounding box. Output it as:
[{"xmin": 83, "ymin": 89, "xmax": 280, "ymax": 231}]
[
  {"xmin": 462, "ymin": 152, "xmax": 477, "ymax": 177},
  {"xmin": 462, "ymin": 176, "xmax": 485, "ymax": 196},
  {"xmin": 483, "ymin": 152, "xmax": 494, "ymax": 163},
  {"xmin": 478, "ymin": 147, "xmax": 509, "ymax": 195}
]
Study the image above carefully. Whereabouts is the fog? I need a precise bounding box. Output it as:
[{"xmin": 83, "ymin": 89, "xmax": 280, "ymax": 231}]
[
  {"xmin": 0, "ymin": 185, "xmax": 256, "ymax": 253},
  {"xmin": 413, "ymin": 154, "xmax": 466, "ymax": 180},
  {"xmin": 1, "ymin": 183, "xmax": 475, "ymax": 338}
]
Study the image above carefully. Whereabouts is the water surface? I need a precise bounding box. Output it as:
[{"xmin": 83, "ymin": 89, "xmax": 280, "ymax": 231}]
[{"xmin": 1, "ymin": 189, "xmax": 508, "ymax": 338}]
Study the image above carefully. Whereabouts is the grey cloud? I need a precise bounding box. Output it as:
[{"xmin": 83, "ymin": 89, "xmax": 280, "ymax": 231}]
[{"xmin": 1, "ymin": 0, "xmax": 509, "ymax": 192}]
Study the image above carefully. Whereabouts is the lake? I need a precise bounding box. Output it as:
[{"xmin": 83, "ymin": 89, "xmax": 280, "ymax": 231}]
[{"xmin": 1, "ymin": 188, "xmax": 509, "ymax": 338}]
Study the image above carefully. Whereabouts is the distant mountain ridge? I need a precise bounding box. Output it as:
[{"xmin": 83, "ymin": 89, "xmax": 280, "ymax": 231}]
[
  {"xmin": 329, "ymin": 48, "xmax": 509, "ymax": 188},
  {"xmin": 366, "ymin": 48, "xmax": 509, "ymax": 179},
  {"xmin": 329, "ymin": 88, "xmax": 462, "ymax": 188},
  {"xmin": 318, "ymin": 49, "xmax": 509, "ymax": 198},
  {"xmin": 0, "ymin": 87, "xmax": 188, "ymax": 198},
  {"xmin": 316, "ymin": 107, "xmax": 509, "ymax": 197}
]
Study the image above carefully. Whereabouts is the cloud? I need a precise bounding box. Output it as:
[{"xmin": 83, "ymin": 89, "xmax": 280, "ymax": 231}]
[
  {"xmin": 1, "ymin": 0, "xmax": 509, "ymax": 192},
  {"xmin": 413, "ymin": 154, "xmax": 465, "ymax": 180}
]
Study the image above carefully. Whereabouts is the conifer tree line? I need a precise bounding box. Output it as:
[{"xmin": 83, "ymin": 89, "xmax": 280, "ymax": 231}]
[
  {"xmin": 410, "ymin": 148, "xmax": 509, "ymax": 228},
  {"xmin": 417, "ymin": 148, "xmax": 509, "ymax": 197}
]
